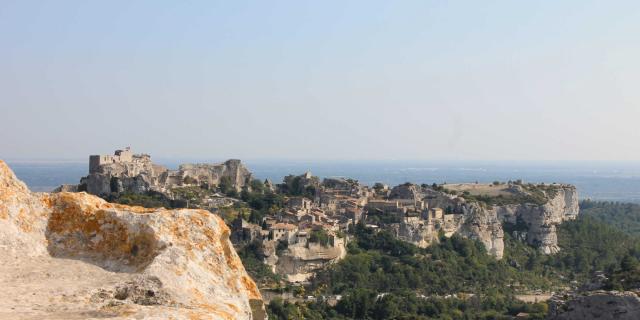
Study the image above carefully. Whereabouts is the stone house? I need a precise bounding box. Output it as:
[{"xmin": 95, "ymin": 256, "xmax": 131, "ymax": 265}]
[
  {"xmin": 295, "ymin": 231, "xmax": 309, "ymax": 246},
  {"xmin": 288, "ymin": 197, "xmax": 312, "ymax": 210},
  {"xmin": 366, "ymin": 200, "xmax": 404, "ymax": 214},
  {"xmin": 231, "ymin": 218, "xmax": 263, "ymax": 244},
  {"xmin": 426, "ymin": 208, "xmax": 444, "ymax": 223},
  {"xmin": 270, "ymin": 223, "xmax": 298, "ymax": 244}
]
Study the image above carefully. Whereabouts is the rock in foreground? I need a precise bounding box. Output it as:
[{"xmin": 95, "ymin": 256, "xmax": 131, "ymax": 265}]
[
  {"xmin": 0, "ymin": 160, "xmax": 265, "ymax": 320},
  {"xmin": 548, "ymin": 290, "xmax": 640, "ymax": 320}
]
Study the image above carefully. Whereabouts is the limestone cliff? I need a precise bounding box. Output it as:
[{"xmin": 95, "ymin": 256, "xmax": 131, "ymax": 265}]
[
  {"xmin": 495, "ymin": 186, "xmax": 579, "ymax": 254},
  {"xmin": 266, "ymin": 240, "xmax": 347, "ymax": 283},
  {"xmin": 391, "ymin": 183, "xmax": 579, "ymax": 259},
  {"xmin": 259, "ymin": 236, "xmax": 347, "ymax": 284},
  {"xmin": 0, "ymin": 160, "xmax": 265, "ymax": 320},
  {"xmin": 436, "ymin": 189, "xmax": 579, "ymax": 260}
]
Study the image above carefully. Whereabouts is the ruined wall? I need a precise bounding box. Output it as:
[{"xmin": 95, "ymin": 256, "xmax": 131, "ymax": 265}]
[
  {"xmin": 64, "ymin": 152, "xmax": 253, "ymax": 197},
  {"xmin": 176, "ymin": 159, "xmax": 252, "ymax": 191}
]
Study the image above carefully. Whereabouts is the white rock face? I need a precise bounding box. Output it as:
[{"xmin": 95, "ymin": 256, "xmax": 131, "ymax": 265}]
[
  {"xmin": 395, "ymin": 219, "xmax": 440, "ymax": 248},
  {"xmin": 494, "ymin": 186, "xmax": 579, "ymax": 254},
  {"xmin": 458, "ymin": 202, "xmax": 506, "ymax": 258},
  {"xmin": 420, "ymin": 185, "xmax": 579, "ymax": 259},
  {"xmin": 0, "ymin": 160, "xmax": 265, "ymax": 320},
  {"xmin": 264, "ymin": 240, "xmax": 347, "ymax": 283}
]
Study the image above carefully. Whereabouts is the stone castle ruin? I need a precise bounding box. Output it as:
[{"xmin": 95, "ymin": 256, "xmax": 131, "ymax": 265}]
[
  {"xmin": 58, "ymin": 148, "xmax": 253, "ymax": 197},
  {"xmin": 89, "ymin": 147, "xmax": 135, "ymax": 173}
]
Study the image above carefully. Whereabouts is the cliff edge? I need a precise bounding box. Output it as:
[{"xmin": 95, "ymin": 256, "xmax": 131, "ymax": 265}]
[
  {"xmin": 0, "ymin": 160, "xmax": 265, "ymax": 320},
  {"xmin": 393, "ymin": 182, "xmax": 579, "ymax": 259}
]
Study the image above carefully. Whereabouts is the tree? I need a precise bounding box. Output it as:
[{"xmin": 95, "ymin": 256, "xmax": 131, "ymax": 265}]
[
  {"xmin": 218, "ymin": 176, "xmax": 234, "ymax": 195},
  {"xmin": 621, "ymin": 254, "xmax": 639, "ymax": 272},
  {"xmin": 110, "ymin": 177, "xmax": 120, "ymax": 193},
  {"xmin": 336, "ymin": 288, "xmax": 375, "ymax": 319},
  {"xmin": 183, "ymin": 176, "xmax": 197, "ymax": 185},
  {"xmin": 248, "ymin": 210, "xmax": 264, "ymax": 224},
  {"xmin": 250, "ymin": 179, "xmax": 265, "ymax": 193},
  {"xmin": 309, "ymin": 229, "xmax": 330, "ymax": 246},
  {"xmin": 373, "ymin": 294, "xmax": 400, "ymax": 320}
]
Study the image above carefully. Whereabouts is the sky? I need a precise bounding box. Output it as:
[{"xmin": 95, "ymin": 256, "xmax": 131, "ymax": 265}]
[{"xmin": 1, "ymin": 1, "xmax": 639, "ymax": 161}]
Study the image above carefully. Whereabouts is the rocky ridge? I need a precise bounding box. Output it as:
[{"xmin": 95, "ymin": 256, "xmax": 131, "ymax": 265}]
[
  {"xmin": 391, "ymin": 183, "xmax": 579, "ymax": 259},
  {"xmin": 0, "ymin": 160, "xmax": 265, "ymax": 320},
  {"xmin": 547, "ymin": 290, "xmax": 640, "ymax": 320},
  {"xmin": 58, "ymin": 149, "xmax": 253, "ymax": 198}
]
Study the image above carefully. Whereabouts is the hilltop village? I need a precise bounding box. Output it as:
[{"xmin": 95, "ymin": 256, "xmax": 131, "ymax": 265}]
[
  {"xmin": 230, "ymin": 172, "xmax": 470, "ymax": 284},
  {"xmin": 60, "ymin": 149, "xmax": 580, "ymax": 291}
]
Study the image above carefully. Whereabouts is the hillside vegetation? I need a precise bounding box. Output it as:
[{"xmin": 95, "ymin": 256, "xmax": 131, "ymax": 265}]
[
  {"xmin": 580, "ymin": 200, "xmax": 640, "ymax": 236},
  {"xmin": 266, "ymin": 201, "xmax": 640, "ymax": 319}
]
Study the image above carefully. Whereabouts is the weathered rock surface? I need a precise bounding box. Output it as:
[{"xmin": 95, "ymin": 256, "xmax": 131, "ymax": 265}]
[
  {"xmin": 58, "ymin": 149, "xmax": 253, "ymax": 197},
  {"xmin": 394, "ymin": 219, "xmax": 439, "ymax": 248},
  {"xmin": 496, "ymin": 186, "xmax": 579, "ymax": 254},
  {"xmin": 548, "ymin": 290, "xmax": 640, "ymax": 320},
  {"xmin": 397, "ymin": 184, "xmax": 579, "ymax": 259},
  {"xmin": 265, "ymin": 240, "xmax": 347, "ymax": 283},
  {"xmin": 0, "ymin": 160, "xmax": 265, "ymax": 319}
]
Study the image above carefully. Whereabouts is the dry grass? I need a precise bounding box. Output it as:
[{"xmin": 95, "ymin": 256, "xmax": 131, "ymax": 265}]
[{"xmin": 443, "ymin": 183, "xmax": 515, "ymax": 197}]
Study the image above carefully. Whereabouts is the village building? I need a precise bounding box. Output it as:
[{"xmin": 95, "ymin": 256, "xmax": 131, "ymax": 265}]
[
  {"xmin": 288, "ymin": 196, "xmax": 312, "ymax": 210},
  {"xmin": 231, "ymin": 218, "xmax": 263, "ymax": 243},
  {"xmin": 366, "ymin": 199, "xmax": 404, "ymax": 214},
  {"xmin": 269, "ymin": 223, "xmax": 298, "ymax": 243}
]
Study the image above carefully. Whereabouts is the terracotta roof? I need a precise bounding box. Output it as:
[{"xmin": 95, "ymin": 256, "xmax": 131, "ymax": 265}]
[{"xmin": 271, "ymin": 223, "xmax": 297, "ymax": 231}]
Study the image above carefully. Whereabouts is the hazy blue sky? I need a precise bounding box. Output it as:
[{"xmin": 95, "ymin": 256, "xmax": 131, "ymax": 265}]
[{"xmin": 1, "ymin": 1, "xmax": 639, "ymax": 161}]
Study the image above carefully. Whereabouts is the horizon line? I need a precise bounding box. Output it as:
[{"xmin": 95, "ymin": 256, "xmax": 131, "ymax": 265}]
[{"xmin": 3, "ymin": 157, "xmax": 640, "ymax": 165}]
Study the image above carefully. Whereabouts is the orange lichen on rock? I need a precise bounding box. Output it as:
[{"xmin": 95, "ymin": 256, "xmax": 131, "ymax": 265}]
[
  {"xmin": 45, "ymin": 192, "xmax": 162, "ymax": 270},
  {"xmin": 242, "ymin": 275, "xmax": 262, "ymax": 300},
  {"xmin": 0, "ymin": 202, "xmax": 8, "ymax": 219},
  {"xmin": 16, "ymin": 208, "xmax": 32, "ymax": 232},
  {"xmin": 0, "ymin": 159, "xmax": 265, "ymax": 319}
]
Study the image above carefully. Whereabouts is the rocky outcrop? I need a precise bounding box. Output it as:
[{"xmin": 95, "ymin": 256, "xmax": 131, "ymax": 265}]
[
  {"xmin": 389, "ymin": 183, "xmax": 425, "ymax": 201},
  {"xmin": 0, "ymin": 160, "xmax": 265, "ymax": 319},
  {"xmin": 264, "ymin": 239, "xmax": 347, "ymax": 283},
  {"xmin": 394, "ymin": 219, "xmax": 439, "ymax": 248},
  {"xmin": 548, "ymin": 290, "xmax": 640, "ymax": 320},
  {"xmin": 410, "ymin": 184, "xmax": 579, "ymax": 259},
  {"xmin": 171, "ymin": 160, "xmax": 252, "ymax": 191},
  {"xmin": 280, "ymin": 171, "xmax": 320, "ymax": 195},
  {"xmin": 80, "ymin": 153, "xmax": 164, "ymax": 196},
  {"xmin": 458, "ymin": 202, "xmax": 506, "ymax": 258},
  {"xmin": 496, "ymin": 186, "xmax": 579, "ymax": 254},
  {"xmin": 60, "ymin": 149, "xmax": 253, "ymax": 197}
]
